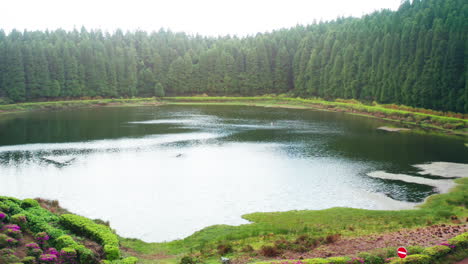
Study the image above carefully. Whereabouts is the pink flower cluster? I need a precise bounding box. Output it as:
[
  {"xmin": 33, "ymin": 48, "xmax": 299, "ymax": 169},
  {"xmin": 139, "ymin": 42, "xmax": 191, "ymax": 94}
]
[
  {"xmin": 26, "ymin": 242, "xmax": 41, "ymax": 249},
  {"xmin": 46, "ymin": 248, "xmax": 59, "ymax": 255},
  {"xmin": 35, "ymin": 232, "xmax": 50, "ymax": 244},
  {"xmin": 37, "ymin": 247, "xmax": 77, "ymax": 264},
  {"xmin": 3, "ymin": 224, "xmax": 20, "ymax": 231},
  {"xmin": 439, "ymin": 242, "xmax": 456, "ymax": 249},
  {"xmin": 39, "ymin": 253, "xmax": 58, "ymax": 263},
  {"xmin": 0, "ymin": 212, "xmax": 6, "ymax": 220}
]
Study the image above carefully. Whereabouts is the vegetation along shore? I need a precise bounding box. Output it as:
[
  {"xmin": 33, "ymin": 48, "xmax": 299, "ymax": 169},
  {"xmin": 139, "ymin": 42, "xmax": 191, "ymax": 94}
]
[{"xmin": 0, "ymin": 96, "xmax": 467, "ymax": 137}]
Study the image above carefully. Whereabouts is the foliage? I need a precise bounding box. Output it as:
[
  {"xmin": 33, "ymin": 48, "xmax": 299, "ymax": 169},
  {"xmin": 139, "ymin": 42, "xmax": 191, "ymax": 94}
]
[
  {"xmin": 59, "ymin": 214, "xmax": 119, "ymax": 247},
  {"xmin": 21, "ymin": 199, "xmax": 40, "ymax": 209},
  {"xmin": 0, "ymin": 0, "xmax": 466, "ymax": 112},
  {"xmin": 448, "ymin": 232, "xmax": 468, "ymax": 248},
  {"xmin": 387, "ymin": 254, "xmax": 431, "ymax": 264},
  {"xmin": 422, "ymin": 245, "xmax": 451, "ymax": 258},
  {"xmin": 104, "ymin": 245, "xmax": 121, "ymax": 260}
]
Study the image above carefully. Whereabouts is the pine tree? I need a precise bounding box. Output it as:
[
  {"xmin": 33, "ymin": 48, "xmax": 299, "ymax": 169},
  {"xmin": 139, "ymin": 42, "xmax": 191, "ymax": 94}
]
[{"xmin": 3, "ymin": 42, "xmax": 26, "ymax": 101}]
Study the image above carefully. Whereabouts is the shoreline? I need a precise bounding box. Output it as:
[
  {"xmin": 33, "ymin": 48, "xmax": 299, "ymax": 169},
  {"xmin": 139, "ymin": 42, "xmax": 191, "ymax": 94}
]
[{"xmin": 0, "ymin": 96, "xmax": 466, "ymax": 137}]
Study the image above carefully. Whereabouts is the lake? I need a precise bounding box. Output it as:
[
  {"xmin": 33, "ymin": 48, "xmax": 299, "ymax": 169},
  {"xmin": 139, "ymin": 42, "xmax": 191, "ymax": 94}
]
[{"xmin": 0, "ymin": 105, "xmax": 467, "ymax": 242}]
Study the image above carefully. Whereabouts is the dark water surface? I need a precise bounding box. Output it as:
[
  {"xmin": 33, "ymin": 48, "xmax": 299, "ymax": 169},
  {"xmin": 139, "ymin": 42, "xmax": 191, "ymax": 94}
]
[{"xmin": 0, "ymin": 105, "xmax": 467, "ymax": 242}]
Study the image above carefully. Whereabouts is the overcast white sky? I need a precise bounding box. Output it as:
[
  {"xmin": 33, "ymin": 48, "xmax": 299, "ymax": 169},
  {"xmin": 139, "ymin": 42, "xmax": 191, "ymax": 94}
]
[{"xmin": 1, "ymin": 0, "xmax": 402, "ymax": 36}]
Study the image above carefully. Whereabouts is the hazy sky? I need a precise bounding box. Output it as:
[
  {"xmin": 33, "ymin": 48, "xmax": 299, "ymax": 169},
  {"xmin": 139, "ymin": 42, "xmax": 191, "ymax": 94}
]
[{"xmin": 2, "ymin": 0, "xmax": 402, "ymax": 36}]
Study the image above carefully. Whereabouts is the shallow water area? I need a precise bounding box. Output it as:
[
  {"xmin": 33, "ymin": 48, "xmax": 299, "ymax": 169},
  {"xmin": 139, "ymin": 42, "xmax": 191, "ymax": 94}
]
[{"xmin": 0, "ymin": 105, "xmax": 467, "ymax": 242}]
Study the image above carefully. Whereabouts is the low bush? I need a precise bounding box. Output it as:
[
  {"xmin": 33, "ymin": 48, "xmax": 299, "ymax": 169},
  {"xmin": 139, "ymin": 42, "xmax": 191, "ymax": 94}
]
[
  {"xmin": 387, "ymin": 254, "xmax": 431, "ymax": 264},
  {"xmin": 22, "ymin": 256, "xmax": 37, "ymax": 264},
  {"xmin": 357, "ymin": 252, "xmax": 384, "ymax": 263},
  {"xmin": 241, "ymin": 245, "xmax": 254, "ymax": 252},
  {"xmin": 21, "ymin": 198, "xmax": 40, "ymax": 209},
  {"xmin": 325, "ymin": 256, "xmax": 351, "ymax": 263},
  {"xmin": 180, "ymin": 255, "xmax": 198, "ymax": 264},
  {"xmin": 0, "ymin": 202, "xmax": 11, "ymax": 213},
  {"xmin": 104, "ymin": 245, "xmax": 121, "ymax": 261},
  {"xmin": 11, "ymin": 213, "xmax": 27, "ymax": 228},
  {"xmin": 448, "ymin": 232, "xmax": 468, "ymax": 248},
  {"xmin": 217, "ymin": 243, "xmax": 233, "ymax": 255},
  {"xmin": 60, "ymin": 214, "xmax": 119, "ymax": 247},
  {"xmin": 55, "ymin": 235, "xmax": 78, "ymax": 249},
  {"xmin": 0, "ymin": 234, "xmax": 17, "ymax": 247},
  {"xmin": 422, "ymin": 245, "xmax": 451, "ymax": 258},
  {"xmin": 0, "ymin": 248, "xmax": 21, "ymax": 263},
  {"xmin": 406, "ymin": 246, "xmax": 425, "ymax": 255},
  {"xmin": 259, "ymin": 245, "xmax": 280, "ymax": 257}
]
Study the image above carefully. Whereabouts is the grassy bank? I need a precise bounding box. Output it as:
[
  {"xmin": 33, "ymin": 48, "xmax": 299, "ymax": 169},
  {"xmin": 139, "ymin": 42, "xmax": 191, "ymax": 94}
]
[{"xmin": 0, "ymin": 96, "xmax": 466, "ymax": 136}]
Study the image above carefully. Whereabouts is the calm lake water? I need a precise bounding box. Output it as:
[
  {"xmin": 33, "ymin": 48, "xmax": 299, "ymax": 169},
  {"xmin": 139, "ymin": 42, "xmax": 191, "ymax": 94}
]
[{"xmin": 0, "ymin": 105, "xmax": 467, "ymax": 242}]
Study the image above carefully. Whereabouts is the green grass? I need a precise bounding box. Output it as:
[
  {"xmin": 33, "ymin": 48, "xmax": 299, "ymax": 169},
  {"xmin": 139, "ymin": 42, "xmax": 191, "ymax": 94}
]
[{"xmin": 0, "ymin": 97, "xmax": 162, "ymax": 113}]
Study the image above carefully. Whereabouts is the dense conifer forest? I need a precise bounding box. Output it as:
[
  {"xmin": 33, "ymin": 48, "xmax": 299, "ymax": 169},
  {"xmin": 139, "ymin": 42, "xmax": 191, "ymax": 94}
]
[{"xmin": 0, "ymin": 0, "xmax": 466, "ymax": 112}]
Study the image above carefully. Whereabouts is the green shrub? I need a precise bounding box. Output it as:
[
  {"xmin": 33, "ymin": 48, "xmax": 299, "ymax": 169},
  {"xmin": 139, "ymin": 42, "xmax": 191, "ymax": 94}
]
[
  {"xmin": 28, "ymin": 248, "xmax": 43, "ymax": 258},
  {"xmin": 60, "ymin": 214, "xmax": 119, "ymax": 246},
  {"xmin": 21, "ymin": 199, "xmax": 40, "ymax": 209},
  {"xmin": 448, "ymin": 232, "xmax": 468, "ymax": 249},
  {"xmin": 102, "ymin": 257, "xmax": 139, "ymax": 264},
  {"xmin": 22, "ymin": 256, "xmax": 36, "ymax": 264},
  {"xmin": 357, "ymin": 252, "xmax": 384, "ymax": 264},
  {"xmin": 180, "ymin": 256, "xmax": 198, "ymax": 264},
  {"xmin": 0, "ymin": 234, "xmax": 17, "ymax": 247},
  {"xmin": 217, "ymin": 243, "xmax": 233, "ymax": 255},
  {"xmin": 104, "ymin": 245, "xmax": 121, "ymax": 261},
  {"xmin": 60, "ymin": 214, "xmax": 120, "ymax": 261},
  {"xmin": 0, "ymin": 248, "xmax": 21, "ymax": 263},
  {"xmin": 302, "ymin": 259, "xmax": 329, "ymax": 264},
  {"xmin": 55, "ymin": 235, "xmax": 78, "ymax": 249},
  {"xmin": 422, "ymin": 245, "xmax": 451, "ymax": 258},
  {"xmin": 259, "ymin": 245, "xmax": 280, "ymax": 257},
  {"xmin": 11, "ymin": 213, "xmax": 28, "ymax": 228},
  {"xmin": 406, "ymin": 246, "xmax": 425, "ymax": 255},
  {"xmin": 121, "ymin": 257, "xmax": 138, "ymax": 264},
  {"xmin": 388, "ymin": 254, "xmax": 432, "ymax": 264},
  {"xmin": 76, "ymin": 246, "xmax": 95, "ymax": 264},
  {"xmin": 326, "ymin": 256, "xmax": 351, "ymax": 263},
  {"xmin": 0, "ymin": 202, "xmax": 11, "ymax": 213}
]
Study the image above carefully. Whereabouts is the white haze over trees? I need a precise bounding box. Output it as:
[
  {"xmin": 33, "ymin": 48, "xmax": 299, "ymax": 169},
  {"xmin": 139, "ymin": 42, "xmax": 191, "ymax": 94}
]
[{"xmin": 1, "ymin": 0, "xmax": 401, "ymax": 36}]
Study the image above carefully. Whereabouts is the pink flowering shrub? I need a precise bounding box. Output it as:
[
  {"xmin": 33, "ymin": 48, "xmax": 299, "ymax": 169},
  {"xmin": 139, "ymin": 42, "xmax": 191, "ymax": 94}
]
[
  {"xmin": 39, "ymin": 253, "xmax": 58, "ymax": 263},
  {"xmin": 0, "ymin": 211, "xmax": 6, "ymax": 221},
  {"xmin": 26, "ymin": 243, "xmax": 43, "ymax": 257},
  {"xmin": 35, "ymin": 232, "xmax": 50, "ymax": 245},
  {"xmin": 3, "ymin": 224, "xmax": 22, "ymax": 239},
  {"xmin": 0, "ymin": 234, "xmax": 17, "ymax": 247}
]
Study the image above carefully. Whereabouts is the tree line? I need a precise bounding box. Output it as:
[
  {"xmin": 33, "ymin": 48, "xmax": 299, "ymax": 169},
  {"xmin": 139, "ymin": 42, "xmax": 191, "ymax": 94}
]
[{"xmin": 0, "ymin": 0, "xmax": 466, "ymax": 112}]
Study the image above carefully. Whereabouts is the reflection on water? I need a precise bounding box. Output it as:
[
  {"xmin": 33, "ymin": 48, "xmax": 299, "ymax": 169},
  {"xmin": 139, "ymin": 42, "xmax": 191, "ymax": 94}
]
[{"xmin": 0, "ymin": 105, "xmax": 467, "ymax": 242}]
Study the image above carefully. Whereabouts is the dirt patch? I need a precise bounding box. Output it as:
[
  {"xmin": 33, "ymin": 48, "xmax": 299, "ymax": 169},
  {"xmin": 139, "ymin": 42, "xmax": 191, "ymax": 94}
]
[
  {"xmin": 14, "ymin": 232, "xmax": 35, "ymax": 259},
  {"xmin": 82, "ymin": 239, "xmax": 104, "ymax": 259},
  {"xmin": 278, "ymin": 224, "xmax": 467, "ymax": 259},
  {"xmin": 120, "ymin": 246, "xmax": 173, "ymax": 260}
]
